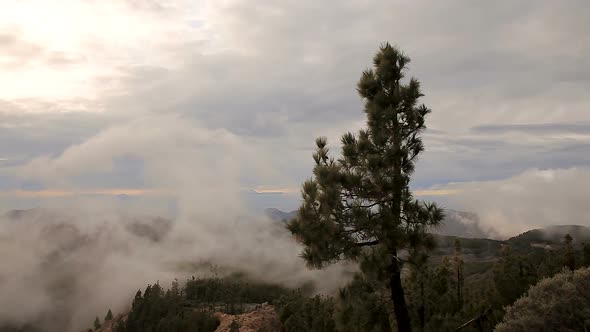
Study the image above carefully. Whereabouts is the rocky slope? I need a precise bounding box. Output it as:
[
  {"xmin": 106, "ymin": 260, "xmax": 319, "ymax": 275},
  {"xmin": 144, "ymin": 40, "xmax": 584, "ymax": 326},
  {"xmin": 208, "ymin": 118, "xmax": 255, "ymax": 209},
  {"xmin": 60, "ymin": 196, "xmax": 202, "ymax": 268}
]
[{"xmin": 214, "ymin": 303, "xmax": 280, "ymax": 332}]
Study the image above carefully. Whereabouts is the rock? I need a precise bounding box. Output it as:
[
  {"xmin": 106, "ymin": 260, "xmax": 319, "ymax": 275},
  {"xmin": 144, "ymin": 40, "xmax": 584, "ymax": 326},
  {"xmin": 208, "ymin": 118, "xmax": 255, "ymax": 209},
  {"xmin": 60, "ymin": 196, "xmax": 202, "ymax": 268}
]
[{"xmin": 214, "ymin": 303, "xmax": 280, "ymax": 332}]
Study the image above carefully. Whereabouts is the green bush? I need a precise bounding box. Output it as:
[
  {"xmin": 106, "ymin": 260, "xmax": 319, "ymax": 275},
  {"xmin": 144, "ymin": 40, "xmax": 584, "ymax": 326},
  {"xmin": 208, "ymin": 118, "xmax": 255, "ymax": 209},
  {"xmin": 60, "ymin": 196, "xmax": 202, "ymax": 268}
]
[{"xmin": 496, "ymin": 267, "xmax": 590, "ymax": 332}]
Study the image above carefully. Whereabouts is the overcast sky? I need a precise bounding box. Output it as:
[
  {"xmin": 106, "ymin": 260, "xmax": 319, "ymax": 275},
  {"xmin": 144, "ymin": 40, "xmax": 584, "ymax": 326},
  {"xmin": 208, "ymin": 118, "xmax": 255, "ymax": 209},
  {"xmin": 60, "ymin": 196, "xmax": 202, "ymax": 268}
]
[{"xmin": 1, "ymin": 0, "xmax": 589, "ymax": 231}]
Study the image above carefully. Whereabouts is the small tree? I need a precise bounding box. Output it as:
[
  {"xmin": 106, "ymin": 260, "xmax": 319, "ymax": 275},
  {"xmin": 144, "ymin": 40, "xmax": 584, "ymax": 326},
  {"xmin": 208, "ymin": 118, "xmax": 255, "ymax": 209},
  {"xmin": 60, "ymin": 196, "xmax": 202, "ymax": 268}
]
[
  {"xmin": 583, "ymin": 242, "xmax": 590, "ymax": 267},
  {"xmin": 563, "ymin": 233, "xmax": 575, "ymax": 270},
  {"xmin": 433, "ymin": 257, "xmax": 451, "ymax": 296},
  {"xmin": 288, "ymin": 43, "xmax": 444, "ymax": 332},
  {"xmin": 453, "ymin": 239, "xmax": 464, "ymax": 310},
  {"xmin": 407, "ymin": 251, "xmax": 430, "ymax": 331},
  {"xmin": 105, "ymin": 309, "xmax": 114, "ymax": 322},
  {"xmin": 94, "ymin": 316, "xmax": 102, "ymax": 331},
  {"xmin": 493, "ymin": 246, "xmax": 535, "ymax": 305}
]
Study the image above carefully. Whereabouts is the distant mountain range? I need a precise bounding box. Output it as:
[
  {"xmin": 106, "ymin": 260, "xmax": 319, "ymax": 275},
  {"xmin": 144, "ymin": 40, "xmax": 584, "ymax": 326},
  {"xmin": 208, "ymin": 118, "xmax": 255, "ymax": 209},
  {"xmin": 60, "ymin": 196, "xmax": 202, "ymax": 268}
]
[{"xmin": 264, "ymin": 208, "xmax": 493, "ymax": 239}]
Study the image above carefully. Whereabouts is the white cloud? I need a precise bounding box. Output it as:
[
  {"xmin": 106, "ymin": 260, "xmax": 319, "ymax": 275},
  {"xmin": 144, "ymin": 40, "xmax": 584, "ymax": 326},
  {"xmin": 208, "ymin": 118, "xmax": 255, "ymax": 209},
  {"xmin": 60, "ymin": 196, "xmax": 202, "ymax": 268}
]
[
  {"xmin": 434, "ymin": 168, "xmax": 590, "ymax": 237},
  {"xmin": 0, "ymin": 0, "xmax": 207, "ymax": 100},
  {"xmin": 17, "ymin": 114, "xmax": 287, "ymax": 215}
]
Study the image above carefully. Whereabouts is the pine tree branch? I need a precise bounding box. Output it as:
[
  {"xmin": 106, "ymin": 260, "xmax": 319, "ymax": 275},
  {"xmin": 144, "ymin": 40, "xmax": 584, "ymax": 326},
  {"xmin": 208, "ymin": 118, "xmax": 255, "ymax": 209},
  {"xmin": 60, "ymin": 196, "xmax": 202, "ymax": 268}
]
[
  {"xmin": 355, "ymin": 240, "xmax": 380, "ymax": 247},
  {"xmin": 455, "ymin": 306, "xmax": 492, "ymax": 331}
]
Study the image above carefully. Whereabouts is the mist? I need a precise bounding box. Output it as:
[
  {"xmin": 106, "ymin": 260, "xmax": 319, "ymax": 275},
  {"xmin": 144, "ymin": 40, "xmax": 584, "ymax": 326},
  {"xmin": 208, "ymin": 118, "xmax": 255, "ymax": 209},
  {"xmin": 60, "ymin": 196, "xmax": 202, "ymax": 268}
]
[
  {"xmin": 0, "ymin": 115, "xmax": 352, "ymax": 331},
  {"xmin": 436, "ymin": 167, "xmax": 590, "ymax": 238}
]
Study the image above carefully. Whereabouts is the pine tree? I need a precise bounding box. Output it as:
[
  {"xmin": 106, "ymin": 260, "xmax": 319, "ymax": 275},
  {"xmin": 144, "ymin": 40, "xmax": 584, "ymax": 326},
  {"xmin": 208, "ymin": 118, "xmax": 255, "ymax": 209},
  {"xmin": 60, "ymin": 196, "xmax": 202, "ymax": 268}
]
[
  {"xmin": 583, "ymin": 242, "xmax": 590, "ymax": 267},
  {"xmin": 288, "ymin": 43, "xmax": 444, "ymax": 332},
  {"xmin": 563, "ymin": 233, "xmax": 575, "ymax": 270},
  {"xmin": 493, "ymin": 246, "xmax": 536, "ymax": 305},
  {"xmin": 105, "ymin": 309, "xmax": 114, "ymax": 322},
  {"xmin": 93, "ymin": 316, "xmax": 101, "ymax": 331},
  {"xmin": 453, "ymin": 239, "xmax": 464, "ymax": 311},
  {"xmin": 229, "ymin": 320, "xmax": 240, "ymax": 332},
  {"xmin": 407, "ymin": 251, "xmax": 430, "ymax": 332},
  {"xmin": 433, "ymin": 257, "xmax": 451, "ymax": 296}
]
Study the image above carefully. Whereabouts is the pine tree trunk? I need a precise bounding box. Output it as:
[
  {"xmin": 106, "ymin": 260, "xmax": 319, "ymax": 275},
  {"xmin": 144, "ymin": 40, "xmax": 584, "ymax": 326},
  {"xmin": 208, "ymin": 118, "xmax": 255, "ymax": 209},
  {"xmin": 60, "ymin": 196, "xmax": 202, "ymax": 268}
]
[
  {"xmin": 419, "ymin": 281, "xmax": 425, "ymax": 332},
  {"xmin": 390, "ymin": 98, "xmax": 411, "ymax": 331},
  {"xmin": 457, "ymin": 268, "xmax": 461, "ymax": 310},
  {"xmin": 390, "ymin": 255, "xmax": 412, "ymax": 332}
]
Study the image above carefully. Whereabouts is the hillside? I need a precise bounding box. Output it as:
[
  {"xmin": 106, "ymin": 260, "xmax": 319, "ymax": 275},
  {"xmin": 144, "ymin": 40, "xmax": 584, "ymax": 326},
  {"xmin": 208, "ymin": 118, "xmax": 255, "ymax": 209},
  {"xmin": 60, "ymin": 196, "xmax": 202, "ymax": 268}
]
[
  {"xmin": 432, "ymin": 235, "xmax": 505, "ymax": 260},
  {"xmin": 506, "ymin": 225, "xmax": 590, "ymax": 251}
]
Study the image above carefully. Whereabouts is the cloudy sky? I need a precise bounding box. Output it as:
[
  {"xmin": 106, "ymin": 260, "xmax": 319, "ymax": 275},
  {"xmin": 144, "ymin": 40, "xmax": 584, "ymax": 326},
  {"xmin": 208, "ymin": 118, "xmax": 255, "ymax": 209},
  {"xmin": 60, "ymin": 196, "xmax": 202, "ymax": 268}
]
[{"xmin": 1, "ymin": 0, "xmax": 589, "ymax": 232}]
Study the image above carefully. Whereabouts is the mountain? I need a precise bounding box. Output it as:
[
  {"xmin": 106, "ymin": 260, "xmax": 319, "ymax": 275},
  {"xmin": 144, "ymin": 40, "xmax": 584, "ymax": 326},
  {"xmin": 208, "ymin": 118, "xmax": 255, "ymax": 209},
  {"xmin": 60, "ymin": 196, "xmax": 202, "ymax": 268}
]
[
  {"xmin": 507, "ymin": 225, "xmax": 590, "ymax": 250},
  {"xmin": 264, "ymin": 208, "xmax": 492, "ymax": 239},
  {"xmin": 264, "ymin": 208, "xmax": 297, "ymax": 223}
]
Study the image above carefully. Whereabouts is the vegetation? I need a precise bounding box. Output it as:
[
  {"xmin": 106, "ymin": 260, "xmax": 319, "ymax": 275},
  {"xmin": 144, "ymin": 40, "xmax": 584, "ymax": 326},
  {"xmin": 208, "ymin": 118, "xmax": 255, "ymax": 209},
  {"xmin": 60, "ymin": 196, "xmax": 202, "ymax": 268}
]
[
  {"xmin": 99, "ymin": 275, "xmax": 291, "ymax": 332},
  {"xmin": 276, "ymin": 292, "xmax": 338, "ymax": 332},
  {"xmin": 113, "ymin": 281, "xmax": 220, "ymax": 332},
  {"xmin": 496, "ymin": 267, "xmax": 590, "ymax": 332},
  {"xmin": 93, "ymin": 316, "xmax": 101, "ymax": 331},
  {"xmin": 76, "ymin": 226, "xmax": 589, "ymax": 332},
  {"xmin": 288, "ymin": 43, "xmax": 443, "ymax": 331},
  {"xmin": 316, "ymin": 231, "xmax": 588, "ymax": 331},
  {"xmin": 183, "ymin": 273, "xmax": 290, "ymax": 314},
  {"xmin": 105, "ymin": 309, "xmax": 114, "ymax": 322}
]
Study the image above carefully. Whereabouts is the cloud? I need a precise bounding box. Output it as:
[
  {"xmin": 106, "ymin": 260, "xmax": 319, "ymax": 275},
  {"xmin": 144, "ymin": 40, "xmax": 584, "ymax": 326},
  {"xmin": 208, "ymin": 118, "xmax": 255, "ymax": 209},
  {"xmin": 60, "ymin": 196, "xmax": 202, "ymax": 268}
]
[
  {"xmin": 0, "ymin": 28, "xmax": 44, "ymax": 68},
  {"xmin": 0, "ymin": 113, "xmax": 354, "ymax": 331},
  {"xmin": 251, "ymin": 187, "xmax": 299, "ymax": 194},
  {"xmin": 471, "ymin": 123, "xmax": 590, "ymax": 135},
  {"xmin": 414, "ymin": 189, "xmax": 463, "ymax": 196},
  {"xmin": 1, "ymin": 0, "xmax": 589, "ymax": 192},
  {"xmin": 0, "ymin": 203, "xmax": 353, "ymax": 331},
  {"xmin": 16, "ymin": 114, "xmax": 290, "ymax": 215},
  {"xmin": 0, "ymin": 26, "xmax": 87, "ymax": 72},
  {"xmin": 432, "ymin": 167, "xmax": 590, "ymax": 237},
  {"xmin": 0, "ymin": 188, "xmax": 169, "ymax": 198}
]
